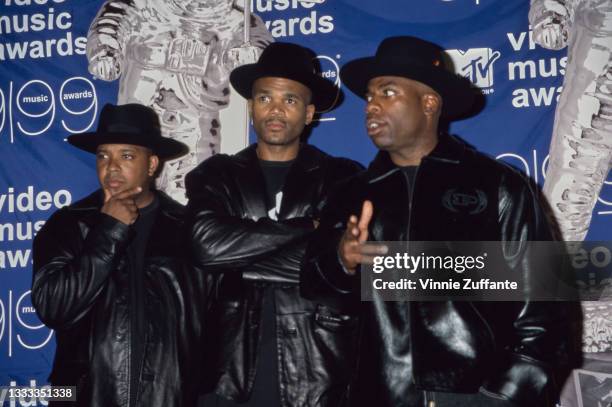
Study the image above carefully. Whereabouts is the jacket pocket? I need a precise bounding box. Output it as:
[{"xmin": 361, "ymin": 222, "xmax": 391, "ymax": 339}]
[
  {"xmin": 313, "ymin": 303, "xmax": 357, "ymax": 333},
  {"xmin": 309, "ymin": 304, "xmax": 358, "ymax": 404}
]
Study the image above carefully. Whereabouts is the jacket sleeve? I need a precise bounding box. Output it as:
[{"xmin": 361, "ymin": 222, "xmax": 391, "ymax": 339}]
[
  {"xmin": 481, "ymin": 171, "xmax": 578, "ymax": 406},
  {"xmin": 300, "ymin": 179, "xmax": 361, "ymax": 307},
  {"xmin": 246, "ymin": 158, "xmax": 365, "ymax": 285},
  {"xmin": 185, "ymin": 160, "xmax": 314, "ymax": 273},
  {"xmin": 32, "ymin": 210, "xmax": 130, "ymax": 330},
  {"xmin": 242, "ymin": 238, "xmax": 309, "ymax": 284}
]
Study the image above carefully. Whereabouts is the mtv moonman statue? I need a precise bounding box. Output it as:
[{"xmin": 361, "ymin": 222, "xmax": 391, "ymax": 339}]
[
  {"xmin": 86, "ymin": 0, "xmax": 273, "ymax": 203},
  {"xmin": 530, "ymin": 1, "xmax": 612, "ymax": 406}
]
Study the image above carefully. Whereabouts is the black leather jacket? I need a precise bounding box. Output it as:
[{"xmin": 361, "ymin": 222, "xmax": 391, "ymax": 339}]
[
  {"xmin": 303, "ymin": 135, "xmax": 576, "ymax": 407},
  {"xmin": 32, "ymin": 191, "xmax": 204, "ymax": 407},
  {"xmin": 185, "ymin": 144, "xmax": 363, "ymax": 406}
]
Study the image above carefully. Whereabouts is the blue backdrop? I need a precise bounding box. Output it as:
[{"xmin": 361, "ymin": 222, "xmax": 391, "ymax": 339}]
[{"xmin": 0, "ymin": 0, "xmax": 608, "ymax": 404}]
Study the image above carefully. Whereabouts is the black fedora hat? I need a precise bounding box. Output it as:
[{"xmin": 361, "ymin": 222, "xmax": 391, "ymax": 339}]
[
  {"xmin": 67, "ymin": 104, "xmax": 188, "ymax": 159},
  {"xmin": 230, "ymin": 42, "xmax": 340, "ymax": 111},
  {"xmin": 340, "ymin": 36, "xmax": 475, "ymax": 119}
]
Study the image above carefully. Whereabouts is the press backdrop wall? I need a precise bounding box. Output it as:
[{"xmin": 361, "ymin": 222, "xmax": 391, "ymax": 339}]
[{"xmin": 0, "ymin": 1, "xmax": 609, "ymax": 406}]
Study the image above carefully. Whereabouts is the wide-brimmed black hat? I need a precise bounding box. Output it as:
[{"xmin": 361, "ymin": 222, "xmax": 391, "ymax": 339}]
[
  {"xmin": 230, "ymin": 42, "xmax": 339, "ymax": 111},
  {"xmin": 340, "ymin": 36, "xmax": 475, "ymax": 119},
  {"xmin": 67, "ymin": 103, "xmax": 188, "ymax": 159}
]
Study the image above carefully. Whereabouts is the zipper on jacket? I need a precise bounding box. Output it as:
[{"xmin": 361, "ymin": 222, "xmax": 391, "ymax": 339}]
[
  {"xmin": 405, "ymin": 165, "xmax": 419, "ymax": 392},
  {"xmin": 404, "ymin": 166, "xmax": 418, "ymax": 296},
  {"xmin": 404, "ymin": 165, "xmax": 419, "ymax": 244}
]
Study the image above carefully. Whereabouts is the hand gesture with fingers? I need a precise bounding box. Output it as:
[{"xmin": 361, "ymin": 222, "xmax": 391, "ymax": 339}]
[
  {"xmin": 101, "ymin": 187, "xmax": 141, "ymax": 225},
  {"xmin": 339, "ymin": 200, "xmax": 388, "ymax": 274}
]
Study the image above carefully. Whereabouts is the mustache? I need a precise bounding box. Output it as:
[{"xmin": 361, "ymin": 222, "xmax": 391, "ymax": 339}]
[
  {"xmin": 264, "ymin": 116, "xmax": 287, "ymax": 125},
  {"xmin": 104, "ymin": 176, "xmax": 125, "ymax": 183}
]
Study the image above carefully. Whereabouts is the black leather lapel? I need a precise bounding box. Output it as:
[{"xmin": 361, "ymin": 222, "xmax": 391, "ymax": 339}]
[
  {"xmin": 233, "ymin": 146, "xmax": 270, "ymax": 220},
  {"xmin": 277, "ymin": 146, "xmax": 322, "ymax": 220}
]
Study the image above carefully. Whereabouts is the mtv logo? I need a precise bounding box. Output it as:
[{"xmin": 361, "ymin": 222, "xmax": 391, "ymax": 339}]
[{"xmin": 446, "ymin": 48, "xmax": 501, "ymax": 88}]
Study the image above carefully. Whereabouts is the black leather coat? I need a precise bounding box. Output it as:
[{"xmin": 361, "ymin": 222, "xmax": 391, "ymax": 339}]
[
  {"xmin": 32, "ymin": 191, "xmax": 204, "ymax": 407},
  {"xmin": 302, "ymin": 135, "xmax": 576, "ymax": 407},
  {"xmin": 185, "ymin": 144, "xmax": 363, "ymax": 407}
]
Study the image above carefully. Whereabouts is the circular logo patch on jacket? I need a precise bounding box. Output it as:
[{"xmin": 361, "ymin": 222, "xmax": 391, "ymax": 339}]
[{"xmin": 442, "ymin": 188, "xmax": 488, "ymax": 215}]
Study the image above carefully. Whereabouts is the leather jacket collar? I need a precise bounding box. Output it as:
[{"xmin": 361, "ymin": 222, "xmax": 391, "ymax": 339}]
[
  {"xmin": 233, "ymin": 143, "xmax": 325, "ymax": 173},
  {"xmin": 66, "ymin": 190, "xmax": 184, "ymax": 258},
  {"xmin": 69, "ymin": 189, "xmax": 183, "ymax": 219},
  {"xmin": 367, "ymin": 134, "xmax": 467, "ymax": 183},
  {"xmin": 231, "ymin": 143, "xmax": 328, "ymax": 220}
]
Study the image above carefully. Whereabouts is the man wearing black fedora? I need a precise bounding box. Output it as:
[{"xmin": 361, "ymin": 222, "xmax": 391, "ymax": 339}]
[
  {"xmin": 302, "ymin": 36, "xmax": 576, "ymax": 406},
  {"xmin": 32, "ymin": 103, "xmax": 205, "ymax": 407},
  {"xmin": 185, "ymin": 42, "xmax": 362, "ymax": 406}
]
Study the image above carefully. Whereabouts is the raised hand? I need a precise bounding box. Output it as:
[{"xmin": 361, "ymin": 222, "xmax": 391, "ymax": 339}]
[
  {"xmin": 101, "ymin": 186, "xmax": 141, "ymax": 225},
  {"xmin": 339, "ymin": 200, "xmax": 388, "ymax": 274}
]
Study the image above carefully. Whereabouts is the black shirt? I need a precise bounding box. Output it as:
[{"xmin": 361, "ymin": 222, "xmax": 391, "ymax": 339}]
[
  {"xmin": 260, "ymin": 159, "xmax": 294, "ymax": 221},
  {"xmin": 250, "ymin": 159, "xmax": 294, "ymax": 406},
  {"xmin": 208, "ymin": 160, "xmax": 293, "ymax": 407},
  {"xmin": 128, "ymin": 196, "xmax": 159, "ymax": 407}
]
